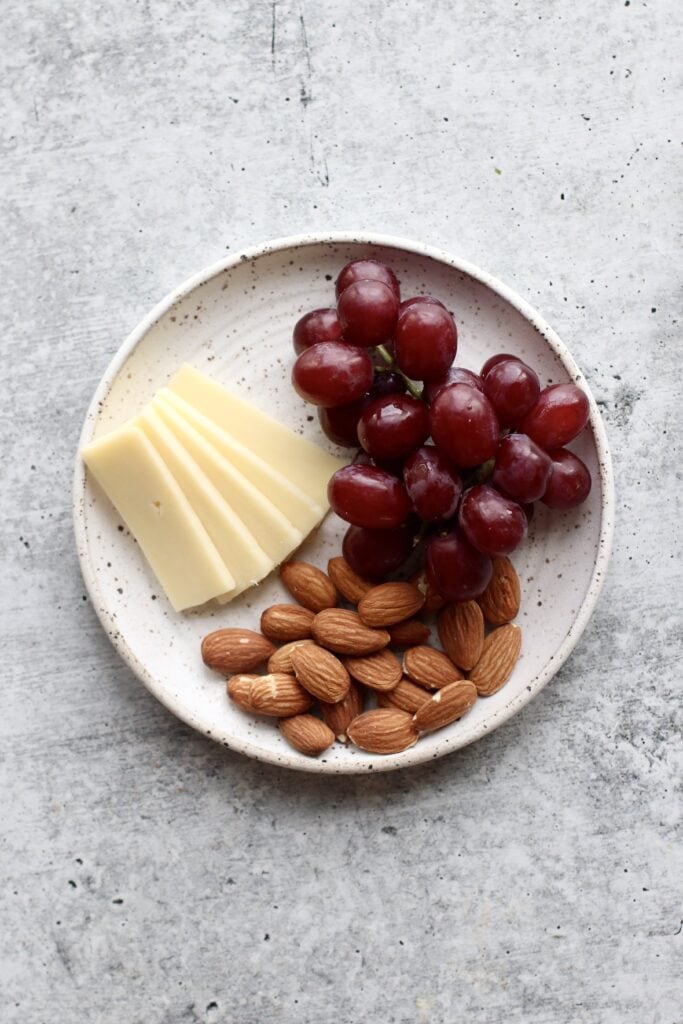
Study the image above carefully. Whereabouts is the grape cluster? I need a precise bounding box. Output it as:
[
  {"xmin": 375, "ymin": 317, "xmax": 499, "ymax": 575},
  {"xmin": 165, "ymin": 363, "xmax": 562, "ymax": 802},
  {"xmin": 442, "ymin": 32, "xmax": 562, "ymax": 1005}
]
[{"xmin": 291, "ymin": 258, "xmax": 592, "ymax": 602}]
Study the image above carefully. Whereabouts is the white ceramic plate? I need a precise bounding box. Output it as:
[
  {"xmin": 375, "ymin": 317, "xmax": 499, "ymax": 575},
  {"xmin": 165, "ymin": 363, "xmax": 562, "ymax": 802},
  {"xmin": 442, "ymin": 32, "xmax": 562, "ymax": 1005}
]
[{"xmin": 73, "ymin": 233, "xmax": 614, "ymax": 773}]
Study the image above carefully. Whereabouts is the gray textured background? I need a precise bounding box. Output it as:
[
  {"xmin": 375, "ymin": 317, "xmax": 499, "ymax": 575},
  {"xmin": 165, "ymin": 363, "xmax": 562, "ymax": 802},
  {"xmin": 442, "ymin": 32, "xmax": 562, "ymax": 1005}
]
[{"xmin": 2, "ymin": 2, "xmax": 682, "ymax": 1022}]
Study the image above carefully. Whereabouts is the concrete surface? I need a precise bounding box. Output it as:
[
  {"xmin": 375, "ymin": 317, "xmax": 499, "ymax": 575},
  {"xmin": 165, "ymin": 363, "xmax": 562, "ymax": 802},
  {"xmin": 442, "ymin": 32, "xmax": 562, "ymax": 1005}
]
[{"xmin": 2, "ymin": 1, "xmax": 682, "ymax": 1021}]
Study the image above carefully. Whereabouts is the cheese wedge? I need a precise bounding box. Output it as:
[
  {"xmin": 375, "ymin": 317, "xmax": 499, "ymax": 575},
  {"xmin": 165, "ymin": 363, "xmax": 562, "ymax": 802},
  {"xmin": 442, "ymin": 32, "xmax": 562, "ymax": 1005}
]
[
  {"xmin": 166, "ymin": 364, "xmax": 346, "ymax": 506},
  {"xmin": 81, "ymin": 424, "xmax": 234, "ymax": 611},
  {"xmin": 142, "ymin": 401, "xmax": 303, "ymax": 565},
  {"xmin": 136, "ymin": 407, "xmax": 273, "ymax": 596}
]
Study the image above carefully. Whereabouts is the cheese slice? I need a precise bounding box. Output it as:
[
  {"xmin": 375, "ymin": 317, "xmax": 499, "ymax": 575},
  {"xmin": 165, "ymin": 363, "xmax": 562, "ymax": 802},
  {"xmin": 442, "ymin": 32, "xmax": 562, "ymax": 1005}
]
[
  {"xmin": 136, "ymin": 406, "xmax": 274, "ymax": 598},
  {"xmin": 142, "ymin": 401, "xmax": 303, "ymax": 565},
  {"xmin": 81, "ymin": 424, "xmax": 235, "ymax": 611},
  {"xmin": 166, "ymin": 364, "xmax": 347, "ymax": 505},
  {"xmin": 156, "ymin": 389, "xmax": 325, "ymax": 525}
]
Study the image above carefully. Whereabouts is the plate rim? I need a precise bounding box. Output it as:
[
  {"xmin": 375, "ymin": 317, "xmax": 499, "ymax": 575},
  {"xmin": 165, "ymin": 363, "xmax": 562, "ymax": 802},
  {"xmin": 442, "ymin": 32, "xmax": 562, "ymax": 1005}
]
[{"xmin": 73, "ymin": 231, "xmax": 615, "ymax": 774}]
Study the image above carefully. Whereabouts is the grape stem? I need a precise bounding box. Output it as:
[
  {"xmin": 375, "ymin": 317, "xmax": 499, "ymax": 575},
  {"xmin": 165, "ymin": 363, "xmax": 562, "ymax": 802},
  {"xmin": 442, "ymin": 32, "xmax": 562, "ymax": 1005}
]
[{"xmin": 375, "ymin": 344, "xmax": 424, "ymax": 401}]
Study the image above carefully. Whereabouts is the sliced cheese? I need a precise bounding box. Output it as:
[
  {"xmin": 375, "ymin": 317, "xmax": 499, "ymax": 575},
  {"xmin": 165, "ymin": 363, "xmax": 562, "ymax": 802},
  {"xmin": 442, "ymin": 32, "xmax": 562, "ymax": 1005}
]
[
  {"xmin": 142, "ymin": 401, "xmax": 303, "ymax": 565},
  {"xmin": 136, "ymin": 407, "xmax": 274, "ymax": 597},
  {"xmin": 81, "ymin": 424, "xmax": 234, "ymax": 611},
  {"xmin": 166, "ymin": 363, "xmax": 347, "ymax": 505}
]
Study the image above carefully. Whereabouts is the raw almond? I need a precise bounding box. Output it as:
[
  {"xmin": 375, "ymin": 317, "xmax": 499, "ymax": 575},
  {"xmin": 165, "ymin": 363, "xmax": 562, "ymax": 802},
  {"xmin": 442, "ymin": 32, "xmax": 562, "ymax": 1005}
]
[
  {"xmin": 260, "ymin": 603, "xmax": 315, "ymax": 643},
  {"xmin": 389, "ymin": 619, "xmax": 432, "ymax": 647},
  {"xmin": 280, "ymin": 561, "xmax": 338, "ymax": 612},
  {"xmin": 410, "ymin": 570, "xmax": 446, "ymax": 613},
  {"xmin": 327, "ymin": 556, "xmax": 373, "ymax": 604},
  {"xmin": 469, "ymin": 624, "xmax": 522, "ymax": 696},
  {"xmin": 413, "ymin": 680, "xmax": 478, "ymax": 732},
  {"xmin": 358, "ymin": 582, "xmax": 425, "ymax": 627},
  {"xmin": 201, "ymin": 628, "xmax": 275, "ymax": 675},
  {"xmin": 346, "ymin": 708, "xmax": 419, "ymax": 754},
  {"xmin": 343, "ymin": 648, "xmax": 402, "ymax": 692},
  {"xmin": 312, "ymin": 608, "xmax": 390, "ymax": 656},
  {"xmin": 403, "ymin": 645, "xmax": 464, "ymax": 690},
  {"xmin": 226, "ymin": 673, "xmax": 258, "ymax": 712},
  {"xmin": 279, "ymin": 714, "xmax": 335, "ymax": 756},
  {"xmin": 437, "ymin": 601, "xmax": 484, "ymax": 671},
  {"xmin": 267, "ymin": 639, "xmax": 314, "ymax": 674},
  {"xmin": 249, "ymin": 673, "xmax": 314, "ymax": 716},
  {"xmin": 377, "ymin": 678, "xmax": 432, "ymax": 714},
  {"xmin": 477, "ymin": 556, "xmax": 521, "ymax": 625},
  {"xmin": 320, "ymin": 681, "xmax": 365, "ymax": 742},
  {"xmin": 291, "ymin": 643, "xmax": 350, "ymax": 704}
]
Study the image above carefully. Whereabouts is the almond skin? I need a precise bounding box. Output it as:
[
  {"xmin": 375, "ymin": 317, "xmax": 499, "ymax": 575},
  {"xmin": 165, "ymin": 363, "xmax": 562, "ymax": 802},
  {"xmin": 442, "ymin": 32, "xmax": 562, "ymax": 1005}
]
[
  {"xmin": 226, "ymin": 673, "xmax": 258, "ymax": 711},
  {"xmin": 280, "ymin": 561, "xmax": 338, "ymax": 612},
  {"xmin": 377, "ymin": 678, "xmax": 432, "ymax": 714},
  {"xmin": 389, "ymin": 619, "xmax": 432, "ymax": 647},
  {"xmin": 358, "ymin": 582, "xmax": 425, "ymax": 627},
  {"xmin": 477, "ymin": 556, "xmax": 521, "ymax": 625},
  {"xmin": 320, "ymin": 681, "xmax": 365, "ymax": 742},
  {"xmin": 413, "ymin": 680, "xmax": 477, "ymax": 732},
  {"xmin": 347, "ymin": 708, "xmax": 420, "ymax": 754},
  {"xmin": 279, "ymin": 714, "xmax": 335, "ymax": 756},
  {"xmin": 437, "ymin": 601, "xmax": 485, "ymax": 671},
  {"xmin": 249, "ymin": 673, "xmax": 314, "ymax": 716},
  {"xmin": 291, "ymin": 643, "xmax": 350, "ymax": 704},
  {"xmin": 327, "ymin": 556, "xmax": 373, "ymax": 604},
  {"xmin": 410, "ymin": 570, "xmax": 446, "ymax": 613},
  {"xmin": 201, "ymin": 628, "xmax": 275, "ymax": 675},
  {"xmin": 403, "ymin": 645, "xmax": 464, "ymax": 690},
  {"xmin": 267, "ymin": 639, "xmax": 314, "ymax": 674},
  {"xmin": 469, "ymin": 624, "xmax": 522, "ymax": 696},
  {"xmin": 343, "ymin": 648, "xmax": 402, "ymax": 692},
  {"xmin": 260, "ymin": 604, "xmax": 315, "ymax": 643},
  {"xmin": 312, "ymin": 608, "xmax": 390, "ymax": 656}
]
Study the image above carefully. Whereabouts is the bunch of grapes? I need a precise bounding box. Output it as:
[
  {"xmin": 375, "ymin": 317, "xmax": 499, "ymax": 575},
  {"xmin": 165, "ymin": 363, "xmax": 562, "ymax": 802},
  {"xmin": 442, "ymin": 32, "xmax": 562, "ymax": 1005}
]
[{"xmin": 291, "ymin": 258, "xmax": 592, "ymax": 602}]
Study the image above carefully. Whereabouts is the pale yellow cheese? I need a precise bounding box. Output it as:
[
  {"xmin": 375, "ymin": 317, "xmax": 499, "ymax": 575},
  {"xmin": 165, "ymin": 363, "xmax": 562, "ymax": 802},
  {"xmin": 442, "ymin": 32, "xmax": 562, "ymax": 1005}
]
[
  {"xmin": 166, "ymin": 364, "xmax": 347, "ymax": 506},
  {"xmin": 136, "ymin": 407, "xmax": 273, "ymax": 595},
  {"xmin": 81, "ymin": 424, "xmax": 235, "ymax": 611}
]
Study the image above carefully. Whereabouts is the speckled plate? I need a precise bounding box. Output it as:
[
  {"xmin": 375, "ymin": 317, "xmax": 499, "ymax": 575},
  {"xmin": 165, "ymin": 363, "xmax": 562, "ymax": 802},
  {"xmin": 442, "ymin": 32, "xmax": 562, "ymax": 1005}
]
[{"xmin": 73, "ymin": 233, "xmax": 614, "ymax": 773}]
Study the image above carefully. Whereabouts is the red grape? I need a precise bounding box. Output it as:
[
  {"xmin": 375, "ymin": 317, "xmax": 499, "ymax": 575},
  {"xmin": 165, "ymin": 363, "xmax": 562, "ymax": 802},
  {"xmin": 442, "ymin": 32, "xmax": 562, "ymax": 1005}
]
[
  {"xmin": 458, "ymin": 485, "xmax": 527, "ymax": 556},
  {"xmin": 370, "ymin": 369, "xmax": 407, "ymax": 398},
  {"xmin": 337, "ymin": 279, "xmax": 399, "ymax": 348},
  {"xmin": 318, "ymin": 398, "xmax": 368, "ymax": 447},
  {"xmin": 335, "ymin": 258, "xmax": 401, "ymax": 301},
  {"xmin": 423, "ymin": 366, "xmax": 484, "ymax": 404},
  {"xmin": 343, "ymin": 523, "xmax": 414, "ymax": 578},
  {"xmin": 483, "ymin": 359, "xmax": 540, "ymax": 427},
  {"xmin": 519, "ymin": 383, "xmax": 590, "ymax": 449},
  {"xmin": 541, "ymin": 449, "xmax": 592, "ymax": 509},
  {"xmin": 329, "ymin": 465, "xmax": 411, "ymax": 528},
  {"xmin": 293, "ymin": 308, "xmax": 342, "ymax": 354},
  {"xmin": 426, "ymin": 529, "xmax": 492, "ymax": 601},
  {"xmin": 491, "ymin": 433, "xmax": 553, "ymax": 503},
  {"xmin": 358, "ymin": 394, "xmax": 430, "ymax": 460},
  {"xmin": 429, "ymin": 384, "xmax": 499, "ymax": 468},
  {"xmin": 481, "ymin": 352, "xmax": 523, "ymax": 378},
  {"xmin": 394, "ymin": 303, "xmax": 457, "ymax": 381},
  {"xmin": 292, "ymin": 342, "xmax": 373, "ymax": 407},
  {"xmin": 403, "ymin": 445, "xmax": 463, "ymax": 522},
  {"xmin": 399, "ymin": 295, "xmax": 447, "ymax": 315}
]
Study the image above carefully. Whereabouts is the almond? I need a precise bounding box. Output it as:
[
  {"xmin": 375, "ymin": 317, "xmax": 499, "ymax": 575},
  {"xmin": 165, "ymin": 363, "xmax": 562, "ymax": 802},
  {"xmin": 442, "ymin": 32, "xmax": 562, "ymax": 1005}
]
[
  {"xmin": 226, "ymin": 673, "xmax": 258, "ymax": 712},
  {"xmin": 478, "ymin": 556, "xmax": 521, "ymax": 625},
  {"xmin": 413, "ymin": 680, "xmax": 477, "ymax": 732},
  {"xmin": 280, "ymin": 561, "xmax": 338, "ymax": 612},
  {"xmin": 403, "ymin": 645, "xmax": 464, "ymax": 690},
  {"xmin": 312, "ymin": 608, "xmax": 390, "ymax": 656},
  {"xmin": 291, "ymin": 643, "xmax": 350, "ymax": 704},
  {"xmin": 249, "ymin": 673, "xmax": 314, "ymax": 716},
  {"xmin": 320, "ymin": 681, "xmax": 365, "ymax": 742},
  {"xmin": 327, "ymin": 556, "xmax": 373, "ymax": 604},
  {"xmin": 267, "ymin": 639, "xmax": 314, "ymax": 674},
  {"xmin": 469, "ymin": 624, "xmax": 522, "ymax": 696},
  {"xmin": 437, "ymin": 601, "xmax": 484, "ymax": 671},
  {"xmin": 377, "ymin": 678, "xmax": 432, "ymax": 714},
  {"xmin": 343, "ymin": 648, "xmax": 402, "ymax": 692},
  {"xmin": 410, "ymin": 569, "xmax": 446, "ymax": 613},
  {"xmin": 201, "ymin": 628, "xmax": 275, "ymax": 675},
  {"xmin": 389, "ymin": 619, "xmax": 432, "ymax": 647},
  {"xmin": 358, "ymin": 582, "xmax": 425, "ymax": 627},
  {"xmin": 260, "ymin": 603, "xmax": 315, "ymax": 643},
  {"xmin": 346, "ymin": 708, "xmax": 419, "ymax": 754},
  {"xmin": 279, "ymin": 714, "xmax": 335, "ymax": 756}
]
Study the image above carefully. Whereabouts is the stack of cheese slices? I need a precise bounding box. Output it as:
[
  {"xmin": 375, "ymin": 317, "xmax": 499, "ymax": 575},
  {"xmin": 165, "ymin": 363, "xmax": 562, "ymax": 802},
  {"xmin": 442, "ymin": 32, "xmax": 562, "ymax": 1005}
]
[{"xmin": 81, "ymin": 365, "xmax": 347, "ymax": 611}]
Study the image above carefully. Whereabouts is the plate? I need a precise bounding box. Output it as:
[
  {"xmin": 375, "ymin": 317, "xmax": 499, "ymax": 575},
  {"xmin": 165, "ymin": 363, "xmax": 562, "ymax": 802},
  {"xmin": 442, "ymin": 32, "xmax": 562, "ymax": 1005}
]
[{"xmin": 73, "ymin": 233, "xmax": 614, "ymax": 773}]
